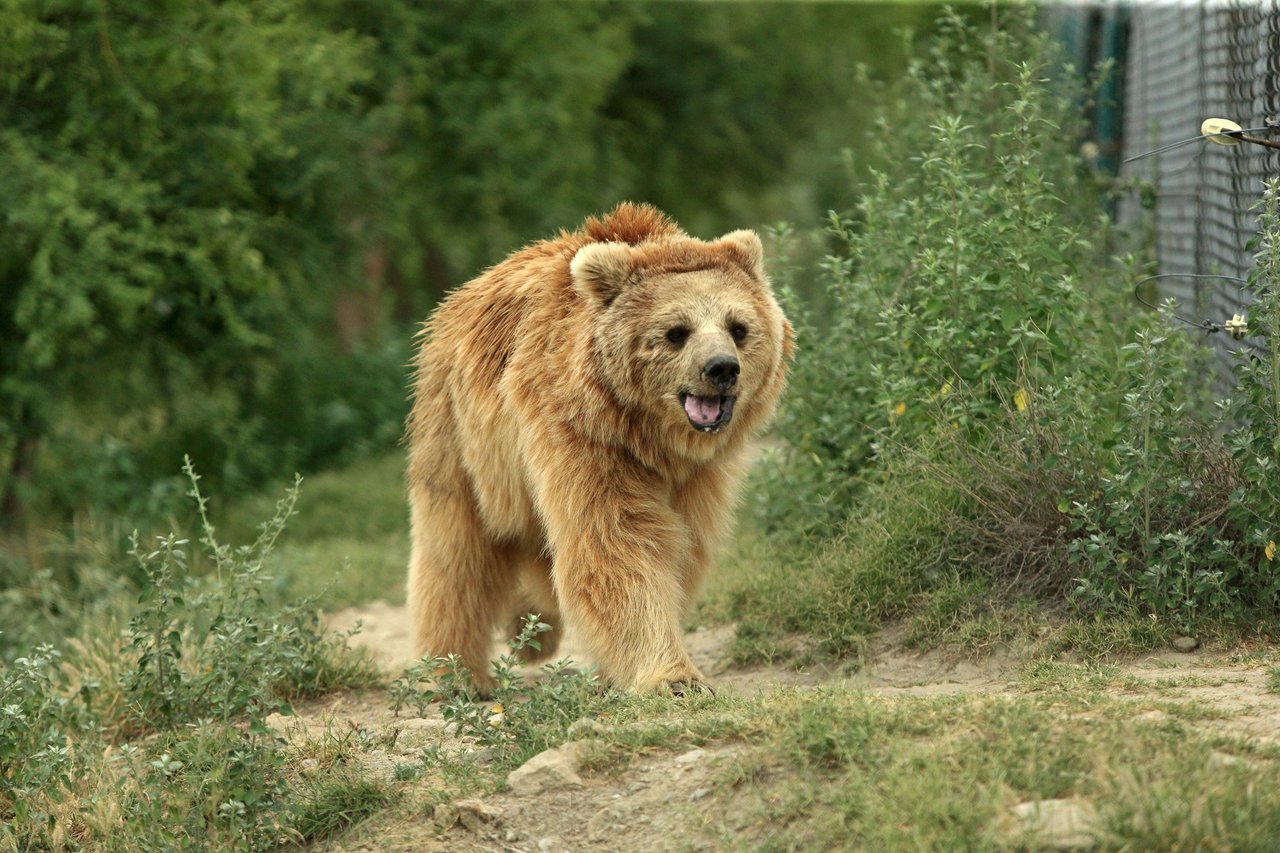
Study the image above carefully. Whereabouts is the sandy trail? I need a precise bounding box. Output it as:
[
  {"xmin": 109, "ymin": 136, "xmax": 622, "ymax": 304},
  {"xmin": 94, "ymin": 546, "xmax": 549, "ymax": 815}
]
[{"xmin": 323, "ymin": 601, "xmax": 1016, "ymax": 699}]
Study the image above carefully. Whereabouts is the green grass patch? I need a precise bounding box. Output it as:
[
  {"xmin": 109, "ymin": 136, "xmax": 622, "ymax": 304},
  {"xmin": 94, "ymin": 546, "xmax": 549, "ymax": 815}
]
[
  {"xmin": 293, "ymin": 772, "xmax": 393, "ymax": 845},
  {"xmin": 598, "ymin": 688, "xmax": 1280, "ymax": 851},
  {"xmin": 709, "ymin": 446, "xmax": 972, "ymax": 665},
  {"xmin": 216, "ymin": 450, "xmax": 408, "ymax": 608}
]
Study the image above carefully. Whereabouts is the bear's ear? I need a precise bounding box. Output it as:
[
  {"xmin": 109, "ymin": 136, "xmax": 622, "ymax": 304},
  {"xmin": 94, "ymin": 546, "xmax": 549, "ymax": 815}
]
[
  {"xmin": 570, "ymin": 242, "xmax": 635, "ymax": 308},
  {"xmin": 716, "ymin": 229, "xmax": 766, "ymax": 281}
]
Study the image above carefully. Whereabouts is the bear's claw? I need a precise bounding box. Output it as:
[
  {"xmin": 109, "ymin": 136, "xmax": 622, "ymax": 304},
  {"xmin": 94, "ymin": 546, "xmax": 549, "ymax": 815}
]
[{"xmin": 669, "ymin": 679, "xmax": 716, "ymax": 698}]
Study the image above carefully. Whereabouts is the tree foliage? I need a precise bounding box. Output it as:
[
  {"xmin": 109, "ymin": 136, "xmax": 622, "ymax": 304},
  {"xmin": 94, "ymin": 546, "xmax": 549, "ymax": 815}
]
[{"xmin": 0, "ymin": 0, "xmax": 370, "ymax": 519}]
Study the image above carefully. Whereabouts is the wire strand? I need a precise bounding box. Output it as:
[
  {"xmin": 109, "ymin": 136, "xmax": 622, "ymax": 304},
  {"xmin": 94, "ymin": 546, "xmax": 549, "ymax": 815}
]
[
  {"xmin": 1132, "ymin": 273, "xmax": 1248, "ymax": 334},
  {"xmin": 1122, "ymin": 126, "xmax": 1277, "ymax": 164}
]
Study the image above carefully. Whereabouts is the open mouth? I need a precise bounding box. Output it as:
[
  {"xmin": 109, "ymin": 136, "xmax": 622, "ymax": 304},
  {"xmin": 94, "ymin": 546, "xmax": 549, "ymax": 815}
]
[{"xmin": 680, "ymin": 392, "xmax": 736, "ymax": 432}]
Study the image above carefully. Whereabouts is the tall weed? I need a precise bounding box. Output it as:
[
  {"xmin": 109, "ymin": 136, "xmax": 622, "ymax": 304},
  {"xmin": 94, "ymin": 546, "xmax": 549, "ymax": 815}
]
[
  {"xmin": 757, "ymin": 9, "xmax": 1114, "ymax": 537},
  {"xmin": 0, "ymin": 462, "xmax": 381, "ymax": 850}
]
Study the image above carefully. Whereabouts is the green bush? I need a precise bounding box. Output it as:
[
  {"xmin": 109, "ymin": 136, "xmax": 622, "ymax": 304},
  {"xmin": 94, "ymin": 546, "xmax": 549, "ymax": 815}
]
[
  {"xmin": 755, "ymin": 10, "xmax": 1114, "ymax": 537},
  {"xmin": 1, "ymin": 1, "xmax": 950, "ymax": 529},
  {"xmin": 742, "ymin": 10, "xmax": 1280, "ymax": 651}
]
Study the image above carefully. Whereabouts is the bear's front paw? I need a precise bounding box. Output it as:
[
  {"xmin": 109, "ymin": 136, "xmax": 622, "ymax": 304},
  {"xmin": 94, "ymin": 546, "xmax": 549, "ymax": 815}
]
[{"xmin": 668, "ymin": 678, "xmax": 716, "ymax": 698}]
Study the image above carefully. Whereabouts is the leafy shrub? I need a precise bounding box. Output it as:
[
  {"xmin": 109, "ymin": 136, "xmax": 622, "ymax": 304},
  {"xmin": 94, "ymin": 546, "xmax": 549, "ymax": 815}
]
[
  {"xmin": 0, "ymin": 644, "xmax": 92, "ymax": 843},
  {"xmin": 0, "ymin": 462, "xmax": 382, "ymax": 850},
  {"xmin": 961, "ymin": 182, "xmax": 1280, "ymax": 631},
  {"xmin": 1223, "ymin": 179, "xmax": 1280, "ymax": 597},
  {"xmin": 755, "ymin": 9, "xmax": 1114, "ymax": 537},
  {"xmin": 120, "ymin": 459, "xmax": 376, "ymax": 735},
  {"xmin": 744, "ymin": 10, "xmax": 1280, "ymax": 650}
]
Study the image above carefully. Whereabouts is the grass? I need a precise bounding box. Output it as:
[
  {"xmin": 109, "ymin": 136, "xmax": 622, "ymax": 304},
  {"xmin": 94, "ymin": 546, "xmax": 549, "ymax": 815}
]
[
  {"xmin": 216, "ymin": 450, "xmax": 409, "ymax": 608},
  {"xmin": 332, "ymin": 673, "xmax": 1280, "ymax": 851},
  {"xmin": 292, "ymin": 772, "xmax": 393, "ymax": 845},
  {"xmin": 706, "ymin": 443, "xmax": 1183, "ymax": 672},
  {"xmin": 7, "ymin": 447, "xmax": 1280, "ymax": 850},
  {"xmin": 0, "ymin": 464, "xmax": 389, "ymax": 850},
  {"xmin": 698, "ymin": 449, "xmax": 972, "ymax": 666},
  {"xmin": 735, "ymin": 689, "xmax": 1280, "ymax": 850}
]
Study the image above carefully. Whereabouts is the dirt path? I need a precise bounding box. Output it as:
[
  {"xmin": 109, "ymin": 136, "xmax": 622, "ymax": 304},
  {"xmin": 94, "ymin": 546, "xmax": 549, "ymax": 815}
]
[
  {"xmin": 323, "ymin": 602, "xmax": 1015, "ymax": 699},
  {"xmin": 306, "ymin": 604, "xmax": 1280, "ymax": 852}
]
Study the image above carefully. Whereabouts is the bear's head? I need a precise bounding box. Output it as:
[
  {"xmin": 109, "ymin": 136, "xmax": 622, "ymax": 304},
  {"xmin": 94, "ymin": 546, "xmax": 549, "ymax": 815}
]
[{"xmin": 570, "ymin": 228, "xmax": 794, "ymax": 460}]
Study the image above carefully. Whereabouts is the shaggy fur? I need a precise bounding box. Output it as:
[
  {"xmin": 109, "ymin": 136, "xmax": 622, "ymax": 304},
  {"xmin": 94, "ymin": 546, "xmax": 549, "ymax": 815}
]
[{"xmin": 406, "ymin": 203, "xmax": 793, "ymax": 693}]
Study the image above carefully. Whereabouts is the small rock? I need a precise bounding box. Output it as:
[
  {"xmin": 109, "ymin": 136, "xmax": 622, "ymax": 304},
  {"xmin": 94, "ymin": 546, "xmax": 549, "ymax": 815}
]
[
  {"xmin": 567, "ymin": 717, "xmax": 606, "ymax": 739},
  {"xmin": 538, "ymin": 837, "xmax": 564, "ymax": 852},
  {"xmin": 454, "ymin": 798, "xmax": 501, "ymax": 831},
  {"xmin": 507, "ymin": 742, "xmax": 585, "ymax": 796},
  {"xmin": 1010, "ymin": 799, "xmax": 1100, "ymax": 851},
  {"xmin": 357, "ymin": 752, "xmax": 401, "ymax": 785},
  {"xmin": 505, "ymin": 829, "xmax": 518, "ymax": 842},
  {"xmin": 689, "ymin": 787, "xmax": 712, "ymax": 801},
  {"xmin": 468, "ymin": 746, "xmax": 499, "ymax": 764},
  {"xmin": 587, "ymin": 805, "xmax": 625, "ymax": 840},
  {"xmin": 674, "ymin": 747, "xmax": 707, "ymax": 767},
  {"xmin": 432, "ymin": 802, "xmax": 458, "ymax": 827},
  {"xmin": 299, "ymin": 758, "xmax": 320, "ymax": 774},
  {"xmin": 263, "ymin": 712, "xmax": 294, "ymax": 734},
  {"xmin": 1172, "ymin": 636, "xmax": 1199, "ymax": 653}
]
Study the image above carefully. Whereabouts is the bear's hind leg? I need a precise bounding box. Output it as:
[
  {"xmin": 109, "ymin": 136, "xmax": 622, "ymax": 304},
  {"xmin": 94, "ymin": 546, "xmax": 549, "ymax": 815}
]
[
  {"xmin": 507, "ymin": 553, "xmax": 563, "ymax": 665},
  {"xmin": 407, "ymin": 485, "xmax": 510, "ymax": 691}
]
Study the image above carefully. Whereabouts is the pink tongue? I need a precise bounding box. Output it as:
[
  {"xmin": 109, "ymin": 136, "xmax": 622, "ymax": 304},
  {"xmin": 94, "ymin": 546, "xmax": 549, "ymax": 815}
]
[{"xmin": 684, "ymin": 395, "xmax": 722, "ymax": 426}]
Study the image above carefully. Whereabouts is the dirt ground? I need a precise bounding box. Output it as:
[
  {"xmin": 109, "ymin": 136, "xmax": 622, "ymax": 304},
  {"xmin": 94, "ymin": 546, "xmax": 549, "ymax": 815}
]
[{"xmin": 301, "ymin": 602, "xmax": 1280, "ymax": 852}]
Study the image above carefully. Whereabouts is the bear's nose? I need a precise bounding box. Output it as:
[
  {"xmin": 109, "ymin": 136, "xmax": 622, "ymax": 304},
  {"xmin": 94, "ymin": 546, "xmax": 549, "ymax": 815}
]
[{"xmin": 703, "ymin": 355, "xmax": 740, "ymax": 392}]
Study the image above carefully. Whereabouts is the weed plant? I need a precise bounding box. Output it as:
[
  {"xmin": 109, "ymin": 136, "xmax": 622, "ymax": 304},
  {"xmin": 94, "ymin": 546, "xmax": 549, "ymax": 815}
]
[
  {"xmin": 0, "ymin": 461, "xmax": 381, "ymax": 850},
  {"xmin": 391, "ymin": 614, "xmax": 625, "ymax": 767},
  {"xmin": 961, "ymin": 185, "xmax": 1280, "ymax": 632}
]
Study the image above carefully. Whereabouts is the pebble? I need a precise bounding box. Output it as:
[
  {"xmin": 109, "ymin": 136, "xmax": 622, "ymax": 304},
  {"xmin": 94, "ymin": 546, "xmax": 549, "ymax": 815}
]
[
  {"xmin": 567, "ymin": 717, "xmax": 606, "ymax": 739},
  {"xmin": 263, "ymin": 712, "xmax": 295, "ymax": 734},
  {"xmin": 454, "ymin": 798, "xmax": 501, "ymax": 831},
  {"xmin": 674, "ymin": 748, "xmax": 707, "ymax": 767},
  {"xmin": 587, "ymin": 805, "xmax": 626, "ymax": 840}
]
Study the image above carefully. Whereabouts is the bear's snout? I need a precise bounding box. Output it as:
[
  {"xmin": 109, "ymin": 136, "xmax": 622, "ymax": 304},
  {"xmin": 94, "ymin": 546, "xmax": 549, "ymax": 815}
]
[{"xmin": 702, "ymin": 355, "xmax": 739, "ymax": 392}]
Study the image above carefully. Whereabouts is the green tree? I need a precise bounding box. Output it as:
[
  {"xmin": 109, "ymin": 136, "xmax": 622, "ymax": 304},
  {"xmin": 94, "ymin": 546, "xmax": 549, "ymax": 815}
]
[
  {"xmin": 308, "ymin": 0, "xmax": 639, "ymax": 312},
  {"xmin": 0, "ymin": 0, "xmax": 370, "ymax": 522},
  {"xmin": 601, "ymin": 2, "xmax": 944, "ymax": 235}
]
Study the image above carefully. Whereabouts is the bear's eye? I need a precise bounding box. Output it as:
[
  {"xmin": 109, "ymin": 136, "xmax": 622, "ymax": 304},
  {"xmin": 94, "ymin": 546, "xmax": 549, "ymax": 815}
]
[
  {"xmin": 666, "ymin": 326, "xmax": 690, "ymax": 346},
  {"xmin": 729, "ymin": 322, "xmax": 748, "ymax": 343}
]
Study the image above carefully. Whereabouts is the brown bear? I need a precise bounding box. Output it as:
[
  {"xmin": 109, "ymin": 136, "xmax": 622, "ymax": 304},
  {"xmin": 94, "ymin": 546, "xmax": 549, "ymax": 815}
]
[{"xmin": 405, "ymin": 203, "xmax": 792, "ymax": 693}]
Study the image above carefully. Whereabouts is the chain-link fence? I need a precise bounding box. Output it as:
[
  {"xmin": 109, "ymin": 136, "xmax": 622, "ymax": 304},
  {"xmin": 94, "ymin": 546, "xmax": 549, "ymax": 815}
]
[{"xmin": 1118, "ymin": 1, "xmax": 1280, "ymax": 385}]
